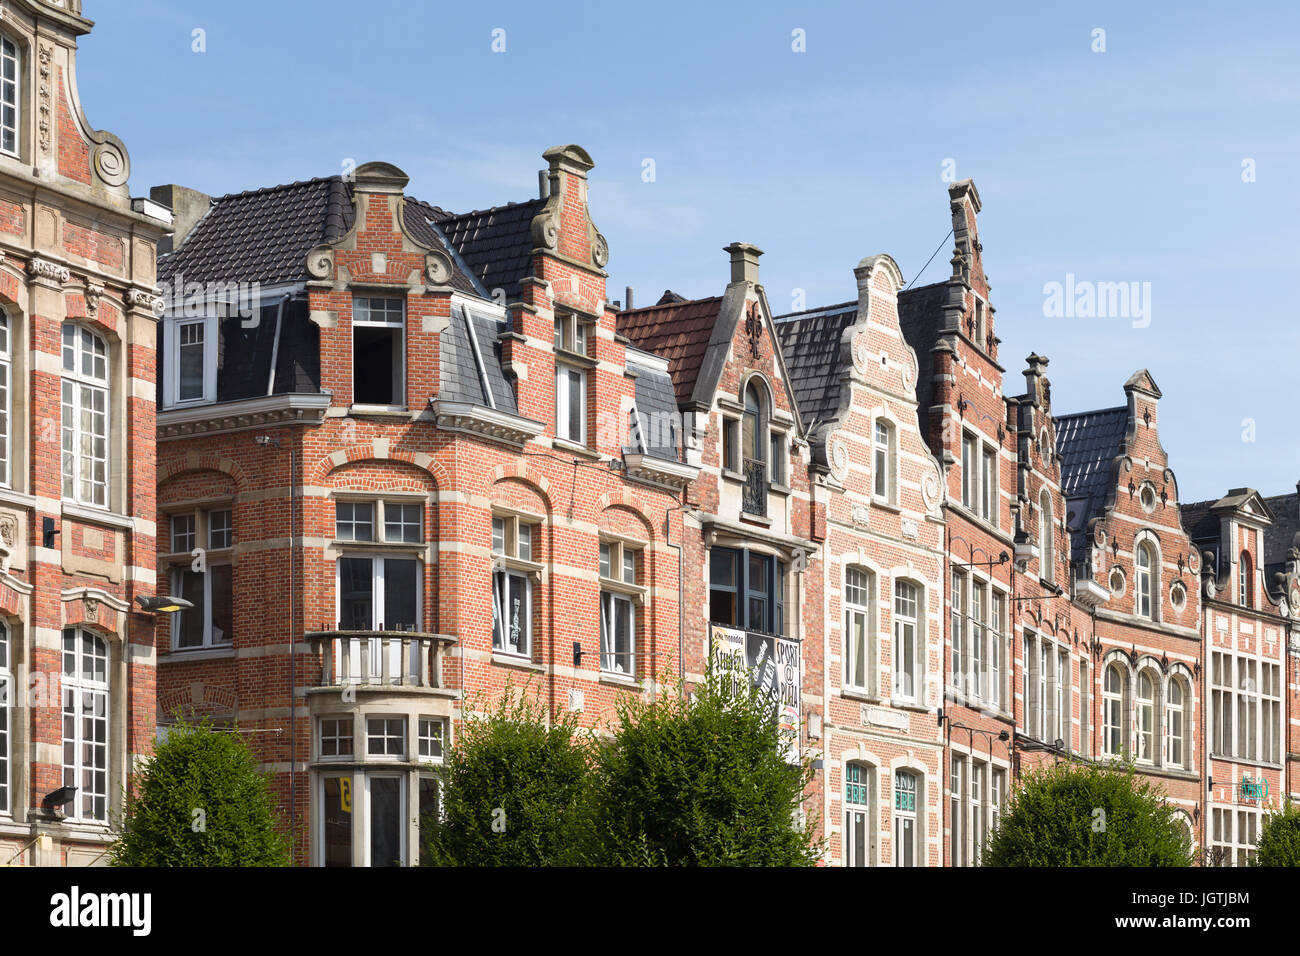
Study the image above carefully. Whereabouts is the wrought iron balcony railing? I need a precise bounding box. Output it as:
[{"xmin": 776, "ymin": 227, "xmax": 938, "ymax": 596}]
[{"xmin": 742, "ymin": 457, "xmax": 768, "ymax": 517}]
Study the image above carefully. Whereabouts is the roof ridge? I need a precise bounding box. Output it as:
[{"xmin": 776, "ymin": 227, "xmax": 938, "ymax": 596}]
[
  {"xmin": 774, "ymin": 300, "xmax": 858, "ymax": 321},
  {"xmin": 440, "ymin": 197, "xmax": 544, "ymax": 221},
  {"xmin": 621, "ymin": 295, "xmax": 724, "ymax": 315},
  {"xmin": 210, "ymin": 174, "xmax": 343, "ymax": 204},
  {"xmin": 1055, "ymin": 405, "xmax": 1127, "ymax": 422}
]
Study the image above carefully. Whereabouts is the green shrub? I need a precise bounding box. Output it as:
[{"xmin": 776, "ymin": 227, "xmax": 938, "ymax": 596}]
[
  {"xmin": 981, "ymin": 761, "xmax": 1191, "ymax": 867},
  {"xmin": 1253, "ymin": 802, "xmax": 1300, "ymax": 866},
  {"xmin": 111, "ymin": 719, "xmax": 290, "ymax": 866}
]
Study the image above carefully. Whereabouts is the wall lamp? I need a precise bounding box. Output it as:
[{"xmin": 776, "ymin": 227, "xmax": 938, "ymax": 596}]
[
  {"xmin": 43, "ymin": 785, "xmax": 78, "ymax": 813},
  {"xmin": 135, "ymin": 595, "xmax": 194, "ymax": 614}
]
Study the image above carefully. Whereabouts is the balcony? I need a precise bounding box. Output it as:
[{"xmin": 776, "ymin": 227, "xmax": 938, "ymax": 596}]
[
  {"xmin": 742, "ymin": 458, "xmax": 768, "ymax": 517},
  {"xmin": 305, "ymin": 629, "xmax": 458, "ymax": 693}
]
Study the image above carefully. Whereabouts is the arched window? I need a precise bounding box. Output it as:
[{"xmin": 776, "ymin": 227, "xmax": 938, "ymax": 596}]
[
  {"xmin": 892, "ymin": 581, "xmax": 920, "ymax": 701},
  {"xmin": 1239, "ymin": 551, "xmax": 1253, "ymax": 608},
  {"xmin": 1166, "ymin": 677, "xmax": 1188, "ymax": 768},
  {"xmin": 893, "ymin": 769, "xmax": 918, "ymax": 867},
  {"xmin": 0, "ymin": 309, "xmax": 9, "ymax": 486},
  {"xmin": 0, "ymin": 36, "xmax": 17, "ymax": 156},
  {"xmin": 0, "ymin": 619, "xmax": 10, "ymax": 814},
  {"xmin": 1103, "ymin": 664, "xmax": 1127, "ymax": 757},
  {"xmin": 62, "ymin": 627, "xmax": 110, "ymax": 823},
  {"xmin": 1135, "ymin": 542, "xmax": 1155, "ymax": 619},
  {"xmin": 844, "ymin": 566, "xmax": 874, "ymax": 693},
  {"xmin": 844, "ymin": 762, "xmax": 875, "ymax": 866},
  {"xmin": 1136, "ymin": 671, "xmax": 1156, "ymax": 763},
  {"xmin": 873, "ymin": 420, "xmax": 895, "ymax": 503},
  {"xmin": 61, "ymin": 323, "xmax": 111, "ymax": 508},
  {"xmin": 743, "ymin": 382, "xmax": 765, "ymax": 467},
  {"xmin": 1039, "ymin": 491, "xmax": 1054, "ymax": 584}
]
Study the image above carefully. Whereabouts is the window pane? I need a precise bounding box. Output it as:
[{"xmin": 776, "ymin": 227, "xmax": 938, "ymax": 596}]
[
  {"xmin": 322, "ymin": 777, "xmax": 353, "ymax": 867},
  {"xmin": 339, "ymin": 558, "xmax": 374, "ymax": 629},
  {"xmin": 370, "ymin": 777, "xmax": 404, "ymax": 867},
  {"xmin": 178, "ymin": 322, "xmax": 205, "ymax": 401},
  {"xmin": 383, "ymin": 558, "xmax": 418, "ymax": 631},
  {"xmin": 175, "ymin": 570, "xmax": 206, "ymax": 649},
  {"xmin": 383, "ymin": 502, "xmax": 422, "ymax": 543},
  {"xmin": 336, "ymin": 502, "xmax": 374, "ymax": 541},
  {"xmin": 210, "ymin": 565, "xmax": 233, "ymax": 645}
]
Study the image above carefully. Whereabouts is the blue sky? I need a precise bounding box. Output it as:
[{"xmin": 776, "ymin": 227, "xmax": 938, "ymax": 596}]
[{"xmin": 80, "ymin": 1, "xmax": 1299, "ymax": 503}]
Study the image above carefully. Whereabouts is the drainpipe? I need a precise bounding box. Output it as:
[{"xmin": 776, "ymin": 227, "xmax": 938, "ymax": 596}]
[{"xmin": 664, "ymin": 496, "xmax": 690, "ymax": 688}]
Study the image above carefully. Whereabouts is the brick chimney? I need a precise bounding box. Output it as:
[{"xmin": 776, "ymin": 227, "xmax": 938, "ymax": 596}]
[
  {"xmin": 1023, "ymin": 353, "xmax": 1050, "ymax": 409},
  {"xmin": 149, "ymin": 184, "xmax": 212, "ymax": 256}
]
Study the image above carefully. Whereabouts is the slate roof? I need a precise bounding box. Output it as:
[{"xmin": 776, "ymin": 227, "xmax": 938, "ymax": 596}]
[
  {"xmin": 1262, "ymin": 492, "xmax": 1299, "ymax": 584},
  {"xmin": 428, "ymin": 199, "xmax": 547, "ymax": 303},
  {"xmin": 438, "ymin": 303, "xmax": 519, "ymax": 414},
  {"xmin": 617, "ymin": 296, "xmax": 725, "ymax": 406},
  {"xmin": 159, "ymin": 177, "xmax": 354, "ymax": 286},
  {"xmin": 626, "ymin": 350, "xmax": 680, "ymax": 461},
  {"xmin": 1055, "ymin": 406, "xmax": 1129, "ymax": 560},
  {"xmin": 1179, "ymin": 499, "xmax": 1219, "ymax": 548},
  {"xmin": 773, "ymin": 302, "xmax": 857, "ymax": 430}
]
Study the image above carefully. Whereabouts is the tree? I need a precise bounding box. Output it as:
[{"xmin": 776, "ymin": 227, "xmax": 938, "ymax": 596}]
[
  {"xmin": 981, "ymin": 761, "xmax": 1191, "ymax": 867},
  {"xmin": 111, "ymin": 720, "xmax": 290, "ymax": 866},
  {"xmin": 1253, "ymin": 803, "xmax": 1300, "ymax": 866},
  {"xmin": 573, "ymin": 671, "xmax": 821, "ymax": 866},
  {"xmin": 422, "ymin": 684, "xmax": 590, "ymax": 866}
]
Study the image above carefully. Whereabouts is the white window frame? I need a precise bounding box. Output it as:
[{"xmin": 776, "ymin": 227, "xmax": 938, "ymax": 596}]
[
  {"xmin": 0, "ymin": 620, "xmax": 9, "ymax": 815},
  {"xmin": 335, "ymin": 554, "xmax": 423, "ymax": 682},
  {"xmin": 0, "ymin": 309, "xmax": 10, "ymax": 488},
  {"xmin": 873, "ymin": 419, "xmax": 895, "ymax": 503},
  {"xmin": 1102, "ymin": 663, "xmax": 1126, "ymax": 758},
  {"xmin": 1165, "ymin": 676, "xmax": 1187, "ymax": 768},
  {"xmin": 61, "ymin": 323, "xmax": 110, "ymax": 509},
  {"xmin": 555, "ymin": 363, "xmax": 587, "ymax": 445},
  {"xmin": 351, "ymin": 296, "xmax": 406, "ymax": 409},
  {"xmin": 1136, "ymin": 669, "xmax": 1156, "ymax": 764},
  {"xmin": 364, "ymin": 772, "xmax": 408, "ymax": 868},
  {"xmin": 844, "ymin": 566, "xmax": 874, "ymax": 694},
  {"xmin": 492, "ymin": 514, "xmax": 539, "ymax": 658},
  {"xmin": 892, "ymin": 580, "xmax": 920, "ymax": 703},
  {"xmin": 164, "ymin": 314, "xmax": 218, "ymax": 408},
  {"xmin": 62, "ymin": 627, "xmax": 110, "ymax": 824},
  {"xmin": 334, "ymin": 499, "xmax": 425, "ymax": 544},
  {"xmin": 1135, "ymin": 542, "xmax": 1155, "ymax": 619},
  {"xmin": 893, "ymin": 769, "xmax": 919, "ymax": 867},
  {"xmin": 0, "ymin": 35, "xmax": 17, "ymax": 158},
  {"xmin": 844, "ymin": 762, "xmax": 876, "ymax": 866},
  {"xmin": 1039, "ymin": 492, "xmax": 1055, "ymax": 584},
  {"xmin": 599, "ymin": 539, "xmax": 642, "ymax": 676},
  {"xmin": 418, "ymin": 717, "xmax": 445, "ymax": 763},
  {"xmin": 319, "ymin": 716, "xmax": 355, "ymax": 760},
  {"xmin": 365, "ymin": 715, "xmax": 406, "ymax": 760}
]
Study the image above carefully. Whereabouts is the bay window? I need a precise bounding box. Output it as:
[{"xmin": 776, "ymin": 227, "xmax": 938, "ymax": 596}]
[
  {"xmin": 709, "ymin": 547, "xmax": 785, "ymax": 636},
  {"xmin": 61, "ymin": 323, "xmax": 110, "ymax": 508}
]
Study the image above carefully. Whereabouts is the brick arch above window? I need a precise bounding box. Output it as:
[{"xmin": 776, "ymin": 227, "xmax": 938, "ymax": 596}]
[
  {"xmin": 157, "ymin": 453, "xmax": 248, "ymax": 492},
  {"xmin": 307, "ymin": 442, "xmax": 449, "ymax": 489}
]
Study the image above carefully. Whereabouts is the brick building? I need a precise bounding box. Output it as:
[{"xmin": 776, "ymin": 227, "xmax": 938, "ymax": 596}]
[
  {"xmin": 0, "ymin": 0, "xmax": 168, "ymax": 866},
  {"xmin": 775, "ymin": 254, "xmax": 947, "ymax": 866},
  {"xmin": 152, "ymin": 147, "xmax": 693, "ymax": 866},
  {"xmin": 1183, "ymin": 489, "xmax": 1294, "ymax": 863}
]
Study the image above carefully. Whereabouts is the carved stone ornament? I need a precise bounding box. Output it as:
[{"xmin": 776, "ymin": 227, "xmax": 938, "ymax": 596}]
[
  {"xmin": 27, "ymin": 258, "xmax": 70, "ymax": 284},
  {"xmin": 920, "ymin": 462, "xmax": 942, "ymax": 512},
  {"xmin": 306, "ymin": 245, "xmax": 335, "ymax": 280},
  {"xmin": 851, "ymin": 504, "xmax": 871, "ymax": 527},
  {"xmin": 745, "ymin": 301, "xmax": 762, "ymax": 359},
  {"xmin": 83, "ymin": 595, "xmax": 99, "ymax": 618},
  {"xmin": 851, "ymin": 332, "xmax": 870, "ymax": 375},
  {"xmin": 0, "ymin": 512, "xmax": 16, "ymax": 548},
  {"xmin": 38, "ymin": 45, "xmax": 52, "ymax": 153},
  {"xmin": 125, "ymin": 287, "xmax": 164, "ymax": 316},
  {"xmin": 425, "ymin": 250, "xmax": 453, "ymax": 286},
  {"xmin": 93, "ymin": 141, "xmax": 130, "ymax": 187},
  {"xmin": 829, "ymin": 437, "xmax": 850, "ymax": 481},
  {"xmin": 591, "ymin": 230, "xmax": 609, "ymax": 268},
  {"xmin": 83, "ymin": 282, "xmax": 104, "ymax": 317}
]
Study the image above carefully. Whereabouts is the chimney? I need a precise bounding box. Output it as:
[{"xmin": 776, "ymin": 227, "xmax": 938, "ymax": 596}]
[
  {"xmin": 725, "ymin": 242, "xmax": 763, "ymax": 285},
  {"xmin": 149, "ymin": 184, "xmax": 213, "ymax": 256},
  {"xmin": 538, "ymin": 169, "xmax": 549, "ymax": 200},
  {"xmin": 1023, "ymin": 353, "xmax": 1050, "ymax": 407},
  {"xmin": 625, "ymin": 286, "xmax": 634, "ymax": 310}
]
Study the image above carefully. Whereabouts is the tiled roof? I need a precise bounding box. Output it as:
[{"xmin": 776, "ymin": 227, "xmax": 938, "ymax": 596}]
[
  {"xmin": 1179, "ymin": 499, "xmax": 1219, "ymax": 547},
  {"xmin": 773, "ymin": 302, "xmax": 857, "ymax": 430},
  {"xmin": 431, "ymin": 199, "xmax": 546, "ymax": 303},
  {"xmin": 626, "ymin": 352, "xmax": 680, "ymax": 461},
  {"xmin": 1055, "ymin": 406, "xmax": 1128, "ymax": 560},
  {"xmin": 617, "ymin": 296, "xmax": 725, "ymax": 406},
  {"xmin": 159, "ymin": 176, "xmax": 354, "ymax": 286}
]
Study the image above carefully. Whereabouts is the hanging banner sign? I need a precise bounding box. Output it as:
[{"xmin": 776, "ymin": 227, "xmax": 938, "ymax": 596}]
[{"xmin": 710, "ymin": 624, "xmax": 801, "ymax": 763}]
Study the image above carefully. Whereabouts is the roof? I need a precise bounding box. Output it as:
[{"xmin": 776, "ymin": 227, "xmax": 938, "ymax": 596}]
[
  {"xmin": 438, "ymin": 303, "xmax": 519, "ymax": 414},
  {"xmin": 159, "ymin": 176, "xmax": 354, "ymax": 286},
  {"xmin": 1263, "ymin": 492, "xmax": 1299, "ymax": 583},
  {"xmin": 429, "ymin": 199, "xmax": 546, "ymax": 303},
  {"xmin": 897, "ymin": 282, "xmax": 948, "ymax": 420},
  {"xmin": 617, "ymin": 296, "xmax": 725, "ymax": 406},
  {"xmin": 773, "ymin": 302, "xmax": 857, "ymax": 430},
  {"xmin": 1055, "ymin": 406, "xmax": 1128, "ymax": 561},
  {"xmin": 626, "ymin": 352, "xmax": 680, "ymax": 461}
]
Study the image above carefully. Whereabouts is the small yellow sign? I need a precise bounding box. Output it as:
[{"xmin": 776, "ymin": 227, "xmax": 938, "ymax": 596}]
[{"xmin": 340, "ymin": 778, "xmax": 352, "ymax": 814}]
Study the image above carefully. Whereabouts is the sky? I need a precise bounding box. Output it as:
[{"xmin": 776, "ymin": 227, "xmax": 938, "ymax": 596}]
[{"xmin": 78, "ymin": 0, "xmax": 1300, "ymax": 503}]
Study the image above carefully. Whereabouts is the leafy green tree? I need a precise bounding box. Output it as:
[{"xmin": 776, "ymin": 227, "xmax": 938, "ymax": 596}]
[
  {"xmin": 981, "ymin": 761, "xmax": 1191, "ymax": 867},
  {"xmin": 111, "ymin": 719, "xmax": 290, "ymax": 866},
  {"xmin": 1252, "ymin": 802, "xmax": 1300, "ymax": 866},
  {"xmin": 573, "ymin": 671, "xmax": 821, "ymax": 866},
  {"xmin": 422, "ymin": 684, "xmax": 591, "ymax": 866}
]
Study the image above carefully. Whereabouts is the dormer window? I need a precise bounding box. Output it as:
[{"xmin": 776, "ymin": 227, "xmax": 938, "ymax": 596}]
[
  {"xmin": 164, "ymin": 315, "xmax": 217, "ymax": 407},
  {"xmin": 1, "ymin": 37, "xmax": 17, "ymax": 156},
  {"xmin": 352, "ymin": 297, "xmax": 405, "ymax": 407},
  {"xmin": 554, "ymin": 312, "xmax": 594, "ymax": 447}
]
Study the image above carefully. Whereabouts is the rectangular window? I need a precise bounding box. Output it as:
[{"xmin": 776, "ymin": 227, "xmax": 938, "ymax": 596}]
[
  {"xmin": 0, "ymin": 623, "xmax": 9, "ymax": 814},
  {"xmin": 1237, "ymin": 658, "xmax": 1257, "ymax": 761},
  {"xmin": 366, "ymin": 717, "xmax": 406, "ymax": 758},
  {"xmin": 989, "ymin": 592, "xmax": 1004, "ymax": 709},
  {"xmin": 844, "ymin": 763, "xmax": 873, "ymax": 867},
  {"xmin": 981, "ymin": 448, "xmax": 996, "ymax": 523},
  {"xmin": 322, "ymin": 776, "xmax": 353, "ymax": 867},
  {"xmin": 961, "ymin": 434, "xmax": 976, "ymax": 509},
  {"xmin": 62, "ymin": 628, "xmax": 109, "ymax": 823},
  {"xmin": 769, "ymin": 432, "xmax": 785, "ymax": 485},
  {"xmin": 950, "ymin": 571, "xmax": 965, "ymax": 696},
  {"xmin": 0, "ymin": 37, "xmax": 16, "ymax": 155},
  {"xmin": 971, "ymin": 760, "xmax": 985, "ymax": 865},
  {"xmin": 1212, "ymin": 651, "xmax": 1231, "ymax": 756},
  {"xmin": 893, "ymin": 581, "xmax": 919, "ymax": 700},
  {"xmin": 1057, "ymin": 649, "xmax": 1069, "ymax": 748},
  {"xmin": 709, "ymin": 548, "xmax": 782, "ymax": 635},
  {"xmin": 971, "ymin": 581, "xmax": 985, "ymax": 701},
  {"xmin": 950, "ymin": 754, "xmax": 964, "ymax": 867},
  {"xmin": 555, "ymin": 365, "xmax": 587, "ymax": 444},
  {"xmin": 894, "ymin": 771, "xmax": 917, "ymax": 867},
  {"xmin": 61, "ymin": 325, "xmax": 109, "ymax": 508},
  {"xmin": 320, "ymin": 717, "xmax": 354, "ymax": 758},
  {"xmin": 384, "ymin": 503, "xmax": 423, "ymax": 543},
  {"xmin": 492, "ymin": 516, "xmax": 536, "ymax": 657},
  {"xmin": 369, "ymin": 775, "xmax": 405, "ymax": 867},
  {"xmin": 172, "ymin": 563, "xmax": 234, "ymax": 649},
  {"xmin": 171, "ymin": 514, "xmax": 196, "ymax": 554},
  {"xmin": 600, "ymin": 591, "xmax": 635, "ymax": 675},
  {"xmin": 352, "ymin": 297, "xmax": 405, "ymax": 407},
  {"xmin": 990, "ymin": 769, "xmax": 1005, "ymax": 837},
  {"xmin": 208, "ymin": 509, "xmax": 233, "ymax": 550},
  {"xmin": 1262, "ymin": 663, "xmax": 1281, "ymax": 763},
  {"xmin": 844, "ymin": 567, "xmax": 872, "ymax": 692},
  {"xmin": 336, "ymin": 501, "xmax": 375, "ymax": 542},
  {"xmin": 177, "ymin": 320, "xmax": 206, "ymax": 402},
  {"xmin": 0, "ymin": 312, "xmax": 9, "ymax": 487},
  {"xmin": 873, "ymin": 421, "xmax": 890, "ymax": 500},
  {"xmin": 339, "ymin": 556, "xmax": 419, "ymax": 632},
  {"xmin": 418, "ymin": 718, "xmax": 445, "ymax": 762},
  {"xmin": 723, "ymin": 418, "xmax": 740, "ymax": 472},
  {"xmin": 1080, "ymin": 659, "xmax": 1091, "ymax": 757}
]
